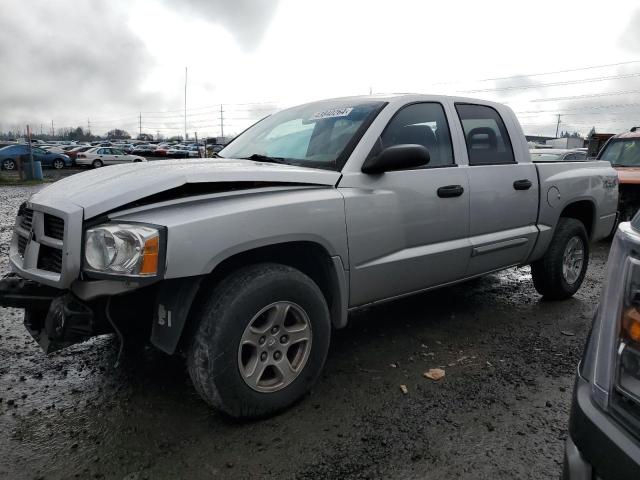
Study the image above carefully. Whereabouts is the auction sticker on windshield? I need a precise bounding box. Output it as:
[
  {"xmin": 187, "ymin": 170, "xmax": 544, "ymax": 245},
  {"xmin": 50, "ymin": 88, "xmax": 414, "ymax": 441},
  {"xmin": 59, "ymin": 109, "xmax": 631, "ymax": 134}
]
[{"xmin": 310, "ymin": 107, "xmax": 354, "ymax": 120}]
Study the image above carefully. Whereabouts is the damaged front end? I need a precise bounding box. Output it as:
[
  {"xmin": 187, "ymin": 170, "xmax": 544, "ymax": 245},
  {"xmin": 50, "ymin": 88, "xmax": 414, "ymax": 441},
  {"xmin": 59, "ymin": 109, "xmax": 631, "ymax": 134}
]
[{"xmin": 0, "ymin": 273, "xmax": 111, "ymax": 353}]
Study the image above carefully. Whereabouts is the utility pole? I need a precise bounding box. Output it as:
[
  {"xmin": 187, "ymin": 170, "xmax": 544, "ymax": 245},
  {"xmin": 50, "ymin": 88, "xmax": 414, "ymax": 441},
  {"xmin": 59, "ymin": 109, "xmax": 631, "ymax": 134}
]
[
  {"xmin": 87, "ymin": 118, "xmax": 91, "ymax": 133},
  {"xmin": 220, "ymin": 104, "xmax": 224, "ymax": 141},
  {"xmin": 139, "ymin": 112, "xmax": 142, "ymax": 138},
  {"xmin": 51, "ymin": 120, "xmax": 55, "ymax": 137},
  {"xmin": 555, "ymin": 114, "xmax": 561, "ymax": 138},
  {"xmin": 184, "ymin": 67, "xmax": 188, "ymax": 142},
  {"xmin": 40, "ymin": 124, "xmax": 43, "ymax": 136}
]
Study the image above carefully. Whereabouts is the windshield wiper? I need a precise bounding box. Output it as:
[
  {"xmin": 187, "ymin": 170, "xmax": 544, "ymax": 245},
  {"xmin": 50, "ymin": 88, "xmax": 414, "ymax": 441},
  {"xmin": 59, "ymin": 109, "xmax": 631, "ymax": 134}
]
[{"xmin": 240, "ymin": 153, "xmax": 289, "ymax": 165}]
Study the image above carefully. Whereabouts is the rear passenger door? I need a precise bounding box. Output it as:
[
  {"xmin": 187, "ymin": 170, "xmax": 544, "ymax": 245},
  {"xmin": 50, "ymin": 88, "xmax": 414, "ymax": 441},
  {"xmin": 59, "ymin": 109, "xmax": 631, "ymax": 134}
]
[{"xmin": 455, "ymin": 103, "xmax": 538, "ymax": 276}]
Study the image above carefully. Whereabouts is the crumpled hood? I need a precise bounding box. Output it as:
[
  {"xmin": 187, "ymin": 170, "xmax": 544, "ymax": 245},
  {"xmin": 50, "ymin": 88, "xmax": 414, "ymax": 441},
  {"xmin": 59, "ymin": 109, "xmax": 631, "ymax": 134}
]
[
  {"xmin": 30, "ymin": 158, "xmax": 341, "ymax": 219},
  {"xmin": 615, "ymin": 166, "xmax": 640, "ymax": 185}
]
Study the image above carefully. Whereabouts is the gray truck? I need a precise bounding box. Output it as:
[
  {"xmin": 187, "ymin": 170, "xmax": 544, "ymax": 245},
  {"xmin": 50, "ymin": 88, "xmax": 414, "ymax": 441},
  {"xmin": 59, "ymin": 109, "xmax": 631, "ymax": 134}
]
[{"xmin": 0, "ymin": 94, "xmax": 619, "ymax": 418}]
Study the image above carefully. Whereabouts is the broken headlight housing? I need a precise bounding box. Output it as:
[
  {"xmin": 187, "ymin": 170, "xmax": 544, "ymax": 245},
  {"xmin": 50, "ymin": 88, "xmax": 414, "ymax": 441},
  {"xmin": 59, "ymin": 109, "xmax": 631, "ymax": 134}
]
[{"xmin": 83, "ymin": 223, "xmax": 164, "ymax": 277}]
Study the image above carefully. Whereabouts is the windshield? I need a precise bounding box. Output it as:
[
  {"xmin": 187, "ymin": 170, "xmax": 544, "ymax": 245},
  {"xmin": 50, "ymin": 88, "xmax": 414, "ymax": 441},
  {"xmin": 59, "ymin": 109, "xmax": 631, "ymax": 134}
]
[
  {"xmin": 530, "ymin": 152, "xmax": 563, "ymax": 161},
  {"xmin": 599, "ymin": 139, "xmax": 640, "ymax": 167},
  {"xmin": 219, "ymin": 100, "xmax": 385, "ymax": 171}
]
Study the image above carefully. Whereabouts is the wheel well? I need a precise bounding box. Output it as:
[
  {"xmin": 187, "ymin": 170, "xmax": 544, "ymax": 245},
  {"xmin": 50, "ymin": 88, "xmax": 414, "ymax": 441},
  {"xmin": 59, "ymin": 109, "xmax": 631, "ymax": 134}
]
[
  {"xmin": 560, "ymin": 200, "xmax": 594, "ymax": 238},
  {"xmin": 204, "ymin": 242, "xmax": 344, "ymax": 328}
]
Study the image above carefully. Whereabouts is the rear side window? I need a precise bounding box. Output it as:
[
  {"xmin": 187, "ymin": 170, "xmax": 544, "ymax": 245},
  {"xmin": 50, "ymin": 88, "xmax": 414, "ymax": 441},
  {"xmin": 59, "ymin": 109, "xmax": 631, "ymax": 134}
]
[{"xmin": 455, "ymin": 104, "xmax": 515, "ymax": 165}]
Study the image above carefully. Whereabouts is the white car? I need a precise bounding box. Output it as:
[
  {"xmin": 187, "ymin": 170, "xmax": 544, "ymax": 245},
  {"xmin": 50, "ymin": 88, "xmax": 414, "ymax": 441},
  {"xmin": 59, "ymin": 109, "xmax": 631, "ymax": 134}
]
[
  {"xmin": 75, "ymin": 147, "xmax": 147, "ymax": 168},
  {"xmin": 42, "ymin": 145, "xmax": 69, "ymax": 154}
]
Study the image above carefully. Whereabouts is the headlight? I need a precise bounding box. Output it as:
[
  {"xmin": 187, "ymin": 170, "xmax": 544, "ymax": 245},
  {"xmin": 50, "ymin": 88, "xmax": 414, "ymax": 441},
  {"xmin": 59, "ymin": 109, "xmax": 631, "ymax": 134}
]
[
  {"xmin": 617, "ymin": 260, "xmax": 640, "ymax": 403},
  {"xmin": 84, "ymin": 224, "xmax": 162, "ymax": 277}
]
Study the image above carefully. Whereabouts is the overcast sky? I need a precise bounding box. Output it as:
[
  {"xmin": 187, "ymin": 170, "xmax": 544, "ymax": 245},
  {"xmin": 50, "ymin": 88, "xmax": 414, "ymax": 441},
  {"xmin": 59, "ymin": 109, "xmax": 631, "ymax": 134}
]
[{"xmin": 1, "ymin": 0, "xmax": 639, "ymax": 138}]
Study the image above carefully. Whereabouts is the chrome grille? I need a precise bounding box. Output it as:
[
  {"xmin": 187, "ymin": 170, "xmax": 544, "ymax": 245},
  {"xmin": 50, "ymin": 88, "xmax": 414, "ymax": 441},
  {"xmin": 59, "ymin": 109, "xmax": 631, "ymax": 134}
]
[
  {"xmin": 44, "ymin": 214, "xmax": 65, "ymax": 240},
  {"xmin": 37, "ymin": 245, "xmax": 63, "ymax": 273},
  {"xmin": 17, "ymin": 235, "xmax": 28, "ymax": 257},
  {"xmin": 18, "ymin": 205, "xmax": 33, "ymax": 231},
  {"xmin": 14, "ymin": 207, "xmax": 66, "ymax": 275}
]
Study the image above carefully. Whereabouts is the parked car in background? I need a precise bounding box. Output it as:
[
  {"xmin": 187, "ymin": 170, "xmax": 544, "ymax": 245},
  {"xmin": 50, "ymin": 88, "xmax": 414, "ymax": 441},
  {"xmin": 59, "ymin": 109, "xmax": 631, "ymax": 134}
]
[
  {"xmin": 598, "ymin": 127, "xmax": 640, "ymax": 223},
  {"xmin": 132, "ymin": 144, "xmax": 155, "ymax": 154},
  {"xmin": 167, "ymin": 145, "xmax": 191, "ymax": 158},
  {"xmin": 75, "ymin": 147, "xmax": 146, "ymax": 168},
  {"xmin": 0, "ymin": 144, "xmax": 71, "ymax": 170},
  {"xmin": 207, "ymin": 143, "xmax": 225, "ymax": 156},
  {"xmin": 66, "ymin": 145, "xmax": 93, "ymax": 161},
  {"xmin": 118, "ymin": 144, "xmax": 136, "ymax": 153},
  {"xmin": 42, "ymin": 145, "xmax": 68, "ymax": 154},
  {"xmin": 0, "ymin": 94, "xmax": 618, "ymax": 419},
  {"xmin": 153, "ymin": 146, "xmax": 168, "ymax": 157},
  {"xmin": 530, "ymin": 149, "xmax": 588, "ymax": 162},
  {"xmin": 564, "ymin": 216, "xmax": 640, "ymax": 479}
]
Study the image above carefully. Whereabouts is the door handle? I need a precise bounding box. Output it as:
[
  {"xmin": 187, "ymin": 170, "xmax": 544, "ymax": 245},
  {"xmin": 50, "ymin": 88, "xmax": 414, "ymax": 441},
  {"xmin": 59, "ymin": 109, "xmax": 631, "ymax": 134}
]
[
  {"xmin": 513, "ymin": 179, "xmax": 533, "ymax": 190},
  {"xmin": 437, "ymin": 185, "xmax": 464, "ymax": 198}
]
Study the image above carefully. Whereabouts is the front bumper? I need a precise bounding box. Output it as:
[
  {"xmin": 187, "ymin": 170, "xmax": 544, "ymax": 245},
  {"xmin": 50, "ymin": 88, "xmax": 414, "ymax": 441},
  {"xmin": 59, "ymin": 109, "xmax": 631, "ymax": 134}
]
[
  {"xmin": 0, "ymin": 273, "xmax": 101, "ymax": 353},
  {"xmin": 565, "ymin": 374, "xmax": 640, "ymax": 480}
]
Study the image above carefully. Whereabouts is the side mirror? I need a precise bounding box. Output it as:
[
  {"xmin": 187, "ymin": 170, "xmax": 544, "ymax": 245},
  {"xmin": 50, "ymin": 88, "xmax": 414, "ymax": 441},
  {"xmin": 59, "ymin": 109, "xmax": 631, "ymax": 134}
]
[{"xmin": 361, "ymin": 144, "xmax": 430, "ymax": 174}]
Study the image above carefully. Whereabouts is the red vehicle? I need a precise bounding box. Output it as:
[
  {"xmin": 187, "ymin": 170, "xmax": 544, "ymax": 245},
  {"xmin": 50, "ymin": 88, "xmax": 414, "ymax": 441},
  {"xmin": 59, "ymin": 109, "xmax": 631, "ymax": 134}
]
[
  {"xmin": 66, "ymin": 145, "xmax": 93, "ymax": 161},
  {"xmin": 598, "ymin": 127, "xmax": 640, "ymax": 222}
]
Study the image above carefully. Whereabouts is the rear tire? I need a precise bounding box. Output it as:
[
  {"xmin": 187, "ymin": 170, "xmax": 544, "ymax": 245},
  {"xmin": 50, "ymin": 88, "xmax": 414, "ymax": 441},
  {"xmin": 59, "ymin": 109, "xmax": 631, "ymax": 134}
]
[
  {"xmin": 187, "ymin": 263, "xmax": 331, "ymax": 419},
  {"xmin": 92, "ymin": 159, "xmax": 103, "ymax": 168},
  {"xmin": 531, "ymin": 218, "xmax": 589, "ymax": 300}
]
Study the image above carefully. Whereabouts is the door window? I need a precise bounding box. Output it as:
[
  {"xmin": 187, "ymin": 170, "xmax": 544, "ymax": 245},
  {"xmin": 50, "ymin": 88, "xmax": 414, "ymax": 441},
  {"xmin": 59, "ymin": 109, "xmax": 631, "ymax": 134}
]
[
  {"xmin": 379, "ymin": 103, "xmax": 454, "ymax": 167},
  {"xmin": 455, "ymin": 104, "xmax": 515, "ymax": 165}
]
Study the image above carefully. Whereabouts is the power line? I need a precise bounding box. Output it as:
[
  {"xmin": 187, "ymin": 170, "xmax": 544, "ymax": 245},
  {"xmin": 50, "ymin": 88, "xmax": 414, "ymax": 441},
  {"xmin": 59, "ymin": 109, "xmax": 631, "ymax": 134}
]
[
  {"xmin": 531, "ymin": 89, "xmax": 640, "ymax": 102},
  {"xmin": 461, "ymin": 71, "xmax": 640, "ymax": 93},
  {"xmin": 465, "ymin": 59, "xmax": 640, "ymax": 83}
]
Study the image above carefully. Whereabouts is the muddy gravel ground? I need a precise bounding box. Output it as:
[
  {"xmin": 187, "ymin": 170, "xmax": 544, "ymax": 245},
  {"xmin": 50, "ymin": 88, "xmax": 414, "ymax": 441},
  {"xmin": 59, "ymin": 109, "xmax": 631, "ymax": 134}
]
[{"xmin": 0, "ymin": 180, "xmax": 610, "ymax": 479}]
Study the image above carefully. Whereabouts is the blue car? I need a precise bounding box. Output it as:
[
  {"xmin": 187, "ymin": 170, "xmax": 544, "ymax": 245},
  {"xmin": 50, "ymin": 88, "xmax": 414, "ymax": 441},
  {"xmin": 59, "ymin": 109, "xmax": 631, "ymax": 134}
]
[{"xmin": 0, "ymin": 144, "xmax": 72, "ymax": 171}]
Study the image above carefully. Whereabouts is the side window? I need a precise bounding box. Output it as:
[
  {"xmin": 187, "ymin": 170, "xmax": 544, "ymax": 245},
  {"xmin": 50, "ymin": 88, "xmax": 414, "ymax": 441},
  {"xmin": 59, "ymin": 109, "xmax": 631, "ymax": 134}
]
[
  {"xmin": 455, "ymin": 104, "xmax": 515, "ymax": 165},
  {"xmin": 379, "ymin": 103, "xmax": 454, "ymax": 167},
  {"xmin": 97, "ymin": 148, "xmax": 106, "ymax": 154}
]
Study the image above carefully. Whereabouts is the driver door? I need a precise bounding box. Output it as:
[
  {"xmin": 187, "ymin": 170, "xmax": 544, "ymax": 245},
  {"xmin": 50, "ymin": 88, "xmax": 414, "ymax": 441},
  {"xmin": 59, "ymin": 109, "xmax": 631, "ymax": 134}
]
[{"xmin": 339, "ymin": 102, "xmax": 471, "ymax": 307}]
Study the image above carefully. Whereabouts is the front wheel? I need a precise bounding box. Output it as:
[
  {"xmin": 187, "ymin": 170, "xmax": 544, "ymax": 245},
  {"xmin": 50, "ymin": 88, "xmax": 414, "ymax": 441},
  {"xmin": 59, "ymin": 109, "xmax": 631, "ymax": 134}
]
[
  {"xmin": 531, "ymin": 218, "xmax": 589, "ymax": 300},
  {"xmin": 2, "ymin": 158, "xmax": 16, "ymax": 171},
  {"xmin": 187, "ymin": 263, "xmax": 331, "ymax": 418},
  {"xmin": 53, "ymin": 159, "xmax": 65, "ymax": 169}
]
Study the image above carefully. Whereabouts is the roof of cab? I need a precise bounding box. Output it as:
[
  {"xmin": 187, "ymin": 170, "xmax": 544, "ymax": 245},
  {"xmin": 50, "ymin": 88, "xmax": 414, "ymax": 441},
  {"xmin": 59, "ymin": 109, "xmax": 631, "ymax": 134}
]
[
  {"xmin": 611, "ymin": 128, "xmax": 640, "ymax": 140},
  {"xmin": 297, "ymin": 93, "xmax": 510, "ymax": 109}
]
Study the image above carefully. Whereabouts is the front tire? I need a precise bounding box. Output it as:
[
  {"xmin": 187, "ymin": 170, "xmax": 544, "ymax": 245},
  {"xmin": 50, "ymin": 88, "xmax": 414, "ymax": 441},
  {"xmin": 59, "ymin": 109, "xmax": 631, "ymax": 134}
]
[
  {"xmin": 531, "ymin": 218, "xmax": 589, "ymax": 300},
  {"xmin": 53, "ymin": 159, "xmax": 65, "ymax": 169},
  {"xmin": 2, "ymin": 158, "xmax": 16, "ymax": 170},
  {"xmin": 187, "ymin": 263, "xmax": 331, "ymax": 418}
]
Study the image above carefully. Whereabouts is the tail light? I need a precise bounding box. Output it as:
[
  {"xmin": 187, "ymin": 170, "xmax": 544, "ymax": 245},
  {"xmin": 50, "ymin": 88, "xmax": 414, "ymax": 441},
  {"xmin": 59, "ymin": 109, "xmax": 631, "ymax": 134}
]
[{"xmin": 77, "ymin": 154, "xmax": 86, "ymax": 159}]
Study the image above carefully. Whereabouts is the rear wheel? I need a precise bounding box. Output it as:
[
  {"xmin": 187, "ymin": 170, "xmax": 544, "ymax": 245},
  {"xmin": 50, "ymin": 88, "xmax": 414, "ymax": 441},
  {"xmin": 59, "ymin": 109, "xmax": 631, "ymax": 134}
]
[
  {"xmin": 2, "ymin": 158, "xmax": 16, "ymax": 170},
  {"xmin": 92, "ymin": 159, "xmax": 103, "ymax": 169},
  {"xmin": 187, "ymin": 263, "xmax": 331, "ymax": 418},
  {"xmin": 531, "ymin": 218, "xmax": 589, "ymax": 300}
]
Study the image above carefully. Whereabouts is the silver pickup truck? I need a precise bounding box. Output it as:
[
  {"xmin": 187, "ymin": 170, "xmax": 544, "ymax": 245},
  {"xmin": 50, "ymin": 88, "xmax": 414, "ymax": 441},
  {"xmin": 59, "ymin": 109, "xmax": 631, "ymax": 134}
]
[{"xmin": 0, "ymin": 94, "xmax": 619, "ymax": 418}]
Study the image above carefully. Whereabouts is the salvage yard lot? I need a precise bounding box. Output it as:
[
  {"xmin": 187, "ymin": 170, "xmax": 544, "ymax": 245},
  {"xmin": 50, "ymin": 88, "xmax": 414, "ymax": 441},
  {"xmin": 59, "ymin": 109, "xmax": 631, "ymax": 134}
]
[{"xmin": 0, "ymin": 180, "xmax": 608, "ymax": 479}]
